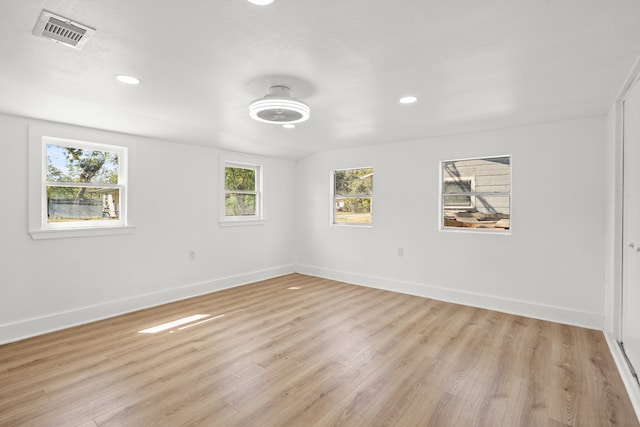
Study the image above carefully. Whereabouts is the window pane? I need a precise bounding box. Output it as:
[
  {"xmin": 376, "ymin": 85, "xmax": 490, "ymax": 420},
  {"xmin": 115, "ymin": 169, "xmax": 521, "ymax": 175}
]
[
  {"xmin": 225, "ymin": 193, "xmax": 256, "ymax": 216},
  {"xmin": 335, "ymin": 197, "xmax": 372, "ymax": 224},
  {"xmin": 443, "ymin": 195, "xmax": 472, "ymax": 207},
  {"xmin": 47, "ymin": 187, "xmax": 120, "ymax": 222},
  {"xmin": 335, "ymin": 168, "xmax": 373, "ymax": 196},
  {"xmin": 443, "ymin": 195, "xmax": 510, "ymax": 230},
  {"xmin": 225, "ymin": 167, "xmax": 256, "ymax": 191},
  {"xmin": 46, "ymin": 144, "xmax": 119, "ymax": 184},
  {"xmin": 443, "ymin": 180, "xmax": 472, "ymax": 193},
  {"xmin": 442, "ymin": 157, "xmax": 510, "ymax": 194}
]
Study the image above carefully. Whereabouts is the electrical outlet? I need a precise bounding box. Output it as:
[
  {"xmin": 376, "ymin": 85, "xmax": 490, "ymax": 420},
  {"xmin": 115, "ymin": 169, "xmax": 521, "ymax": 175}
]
[
  {"xmin": 398, "ymin": 248, "xmax": 404, "ymax": 257},
  {"xmin": 189, "ymin": 251, "xmax": 196, "ymax": 261}
]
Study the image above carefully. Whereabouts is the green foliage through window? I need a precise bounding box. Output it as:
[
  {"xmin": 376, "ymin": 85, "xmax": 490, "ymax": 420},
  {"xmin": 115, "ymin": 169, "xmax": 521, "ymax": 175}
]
[
  {"xmin": 333, "ymin": 168, "xmax": 373, "ymax": 225},
  {"xmin": 47, "ymin": 144, "xmax": 118, "ymax": 184},
  {"xmin": 45, "ymin": 143, "xmax": 122, "ymax": 223},
  {"xmin": 225, "ymin": 165, "xmax": 259, "ymax": 217}
]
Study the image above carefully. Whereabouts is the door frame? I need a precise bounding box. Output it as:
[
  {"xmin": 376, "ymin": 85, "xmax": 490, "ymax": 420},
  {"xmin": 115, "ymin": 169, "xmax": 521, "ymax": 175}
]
[
  {"xmin": 615, "ymin": 62, "xmax": 640, "ymax": 342},
  {"xmin": 609, "ymin": 55, "xmax": 640, "ymax": 419}
]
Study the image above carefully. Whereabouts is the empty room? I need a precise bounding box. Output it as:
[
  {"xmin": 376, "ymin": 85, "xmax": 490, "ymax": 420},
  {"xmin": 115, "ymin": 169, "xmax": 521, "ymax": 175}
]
[{"xmin": 1, "ymin": 1, "xmax": 640, "ymax": 426}]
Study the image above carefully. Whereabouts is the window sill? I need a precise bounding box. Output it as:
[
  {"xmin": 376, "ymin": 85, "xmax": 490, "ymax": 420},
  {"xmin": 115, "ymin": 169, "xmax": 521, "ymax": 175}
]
[
  {"xmin": 29, "ymin": 225, "xmax": 136, "ymax": 240},
  {"xmin": 331, "ymin": 223, "xmax": 373, "ymax": 228},
  {"xmin": 439, "ymin": 226, "xmax": 511, "ymax": 235},
  {"xmin": 219, "ymin": 219, "xmax": 266, "ymax": 228}
]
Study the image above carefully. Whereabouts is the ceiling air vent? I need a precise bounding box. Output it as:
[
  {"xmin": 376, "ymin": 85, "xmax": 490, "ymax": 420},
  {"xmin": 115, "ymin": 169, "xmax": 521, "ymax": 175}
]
[{"xmin": 32, "ymin": 10, "xmax": 95, "ymax": 50}]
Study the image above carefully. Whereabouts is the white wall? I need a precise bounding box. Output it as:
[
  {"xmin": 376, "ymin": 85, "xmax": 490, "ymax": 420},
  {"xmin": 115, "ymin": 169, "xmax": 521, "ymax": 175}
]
[
  {"xmin": 0, "ymin": 113, "xmax": 610, "ymax": 343},
  {"xmin": 296, "ymin": 117, "xmax": 607, "ymax": 328},
  {"xmin": 0, "ymin": 113, "xmax": 296, "ymax": 343}
]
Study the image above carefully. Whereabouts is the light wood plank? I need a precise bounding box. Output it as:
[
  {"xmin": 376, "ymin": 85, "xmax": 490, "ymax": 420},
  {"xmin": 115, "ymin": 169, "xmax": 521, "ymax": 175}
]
[{"xmin": 0, "ymin": 273, "xmax": 637, "ymax": 427}]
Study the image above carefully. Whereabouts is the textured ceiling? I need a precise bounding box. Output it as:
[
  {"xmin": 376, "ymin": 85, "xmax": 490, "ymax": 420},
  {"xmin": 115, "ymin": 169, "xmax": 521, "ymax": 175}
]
[{"xmin": 1, "ymin": 1, "xmax": 640, "ymax": 159}]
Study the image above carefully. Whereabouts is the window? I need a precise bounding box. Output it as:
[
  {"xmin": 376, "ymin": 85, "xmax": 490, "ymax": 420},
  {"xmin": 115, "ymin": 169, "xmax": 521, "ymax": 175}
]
[
  {"xmin": 223, "ymin": 162, "xmax": 262, "ymax": 222},
  {"xmin": 45, "ymin": 140, "xmax": 125, "ymax": 227},
  {"xmin": 29, "ymin": 126, "xmax": 132, "ymax": 239},
  {"xmin": 332, "ymin": 167, "xmax": 373, "ymax": 225},
  {"xmin": 443, "ymin": 177, "xmax": 475, "ymax": 209},
  {"xmin": 440, "ymin": 156, "xmax": 511, "ymax": 232}
]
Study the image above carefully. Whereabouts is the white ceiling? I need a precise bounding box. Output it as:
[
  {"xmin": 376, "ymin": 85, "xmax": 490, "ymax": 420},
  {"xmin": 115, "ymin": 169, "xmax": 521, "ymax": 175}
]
[{"xmin": 1, "ymin": 1, "xmax": 640, "ymax": 159}]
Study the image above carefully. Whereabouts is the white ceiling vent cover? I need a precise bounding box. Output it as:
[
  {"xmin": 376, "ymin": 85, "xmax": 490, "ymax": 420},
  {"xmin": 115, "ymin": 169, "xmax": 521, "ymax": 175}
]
[{"xmin": 32, "ymin": 10, "xmax": 95, "ymax": 49}]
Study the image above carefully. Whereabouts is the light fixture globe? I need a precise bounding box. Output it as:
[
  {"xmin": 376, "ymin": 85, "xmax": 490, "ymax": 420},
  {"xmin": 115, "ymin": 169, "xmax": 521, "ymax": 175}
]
[{"xmin": 249, "ymin": 86, "xmax": 310, "ymax": 124}]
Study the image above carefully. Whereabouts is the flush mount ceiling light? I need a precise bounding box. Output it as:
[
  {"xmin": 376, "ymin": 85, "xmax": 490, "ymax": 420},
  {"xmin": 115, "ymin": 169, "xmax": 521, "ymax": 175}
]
[
  {"xmin": 399, "ymin": 96, "xmax": 418, "ymax": 104},
  {"xmin": 247, "ymin": 0, "xmax": 274, "ymax": 5},
  {"xmin": 249, "ymin": 86, "xmax": 310, "ymax": 125},
  {"xmin": 115, "ymin": 74, "xmax": 140, "ymax": 85}
]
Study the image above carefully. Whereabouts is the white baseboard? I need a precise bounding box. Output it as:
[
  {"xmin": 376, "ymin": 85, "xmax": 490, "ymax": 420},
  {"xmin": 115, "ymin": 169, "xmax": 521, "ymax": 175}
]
[
  {"xmin": 604, "ymin": 332, "xmax": 640, "ymax": 423},
  {"xmin": 295, "ymin": 264, "xmax": 604, "ymax": 330},
  {"xmin": 0, "ymin": 264, "xmax": 295, "ymax": 344}
]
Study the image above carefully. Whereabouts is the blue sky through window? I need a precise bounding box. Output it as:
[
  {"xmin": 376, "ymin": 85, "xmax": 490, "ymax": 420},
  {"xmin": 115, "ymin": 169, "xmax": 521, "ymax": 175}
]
[{"xmin": 46, "ymin": 144, "xmax": 118, "ymax": 183}]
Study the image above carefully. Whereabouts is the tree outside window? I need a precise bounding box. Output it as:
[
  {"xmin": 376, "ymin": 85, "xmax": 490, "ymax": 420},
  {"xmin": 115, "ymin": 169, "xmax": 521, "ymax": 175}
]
[
  {"xmin": 224, "ymin": 164, "xmax": 261, "ymax": 218},
  {"xmin": 333, "ymin": 167, "xmax": 373, "ymax": 225},
  {"xmin": 45, "ymin": 142, "xmax": 124, "ymax": 226}
]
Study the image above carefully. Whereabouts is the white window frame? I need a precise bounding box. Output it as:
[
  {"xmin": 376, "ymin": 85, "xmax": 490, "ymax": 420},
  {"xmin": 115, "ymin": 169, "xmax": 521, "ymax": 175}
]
[
  {"xmin": 28, "ymin": 124, "xmax": 135, "ymax": 240},
  {"xmin": 220, "ymin": 158, "xmax": 264, "ymax": 226},
  {"xmin": 439, "ymin": 155, "xmax": 511, "ymax": 234},
  {"xmin": 331, "ymin": 167, "xmax": 374, "ymax": 227},
  {"xmin": 442, "ymin": 177, "xmax": 476, "ymax": 209}
]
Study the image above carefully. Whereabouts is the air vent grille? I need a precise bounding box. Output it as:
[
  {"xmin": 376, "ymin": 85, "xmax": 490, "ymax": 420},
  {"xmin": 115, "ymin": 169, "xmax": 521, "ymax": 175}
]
[{"xmin": 33, "ymin": 10, "xmax": 95, "ymax": 49}]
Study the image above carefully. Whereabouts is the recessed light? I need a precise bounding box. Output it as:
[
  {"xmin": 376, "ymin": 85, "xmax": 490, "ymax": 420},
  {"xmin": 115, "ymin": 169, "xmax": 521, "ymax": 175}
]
[
  {"xmin": 248, "ymin": 0, "xmax": 274, "ymax": 5},
  {"xmin": 115, "ymin": 74, "xmax": 140, "ymax": 85},
  {"xmin": 399, "ymin": 96, "xmax": 417, "ymax": 104},
  {"xmin": 283, "ymin": 124, "xmax": 296, "ymax": 129}
]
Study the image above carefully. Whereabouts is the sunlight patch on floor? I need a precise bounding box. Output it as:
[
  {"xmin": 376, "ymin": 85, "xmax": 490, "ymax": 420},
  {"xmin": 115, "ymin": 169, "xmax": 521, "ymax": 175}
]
[{"xmin": 138, "ymin": 314, "xmax": 213, "ymax": 334}]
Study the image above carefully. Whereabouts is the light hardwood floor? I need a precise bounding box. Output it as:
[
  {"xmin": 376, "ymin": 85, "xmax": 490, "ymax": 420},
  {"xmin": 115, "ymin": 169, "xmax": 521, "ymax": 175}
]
[{"xmin": 0, "ymin": 273, "xmax": 637, "ymax": 426}]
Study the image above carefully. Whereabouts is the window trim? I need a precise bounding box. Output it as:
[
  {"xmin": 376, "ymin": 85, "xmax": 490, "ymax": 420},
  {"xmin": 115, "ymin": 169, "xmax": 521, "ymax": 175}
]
[
  {"xmin": 330, "ymin": 167, "xmax": 374, "ymax": 227},
  {"xmin": 439, "ymin": 155, "xmax": 512, "ymax": 234},
  {"xmin": 28, "ymin": 124, "xmax": 135, "ymax": 240},
  {"xmin": 219, "ymin": 158, "xmax": 265, "ymax": 226}
]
